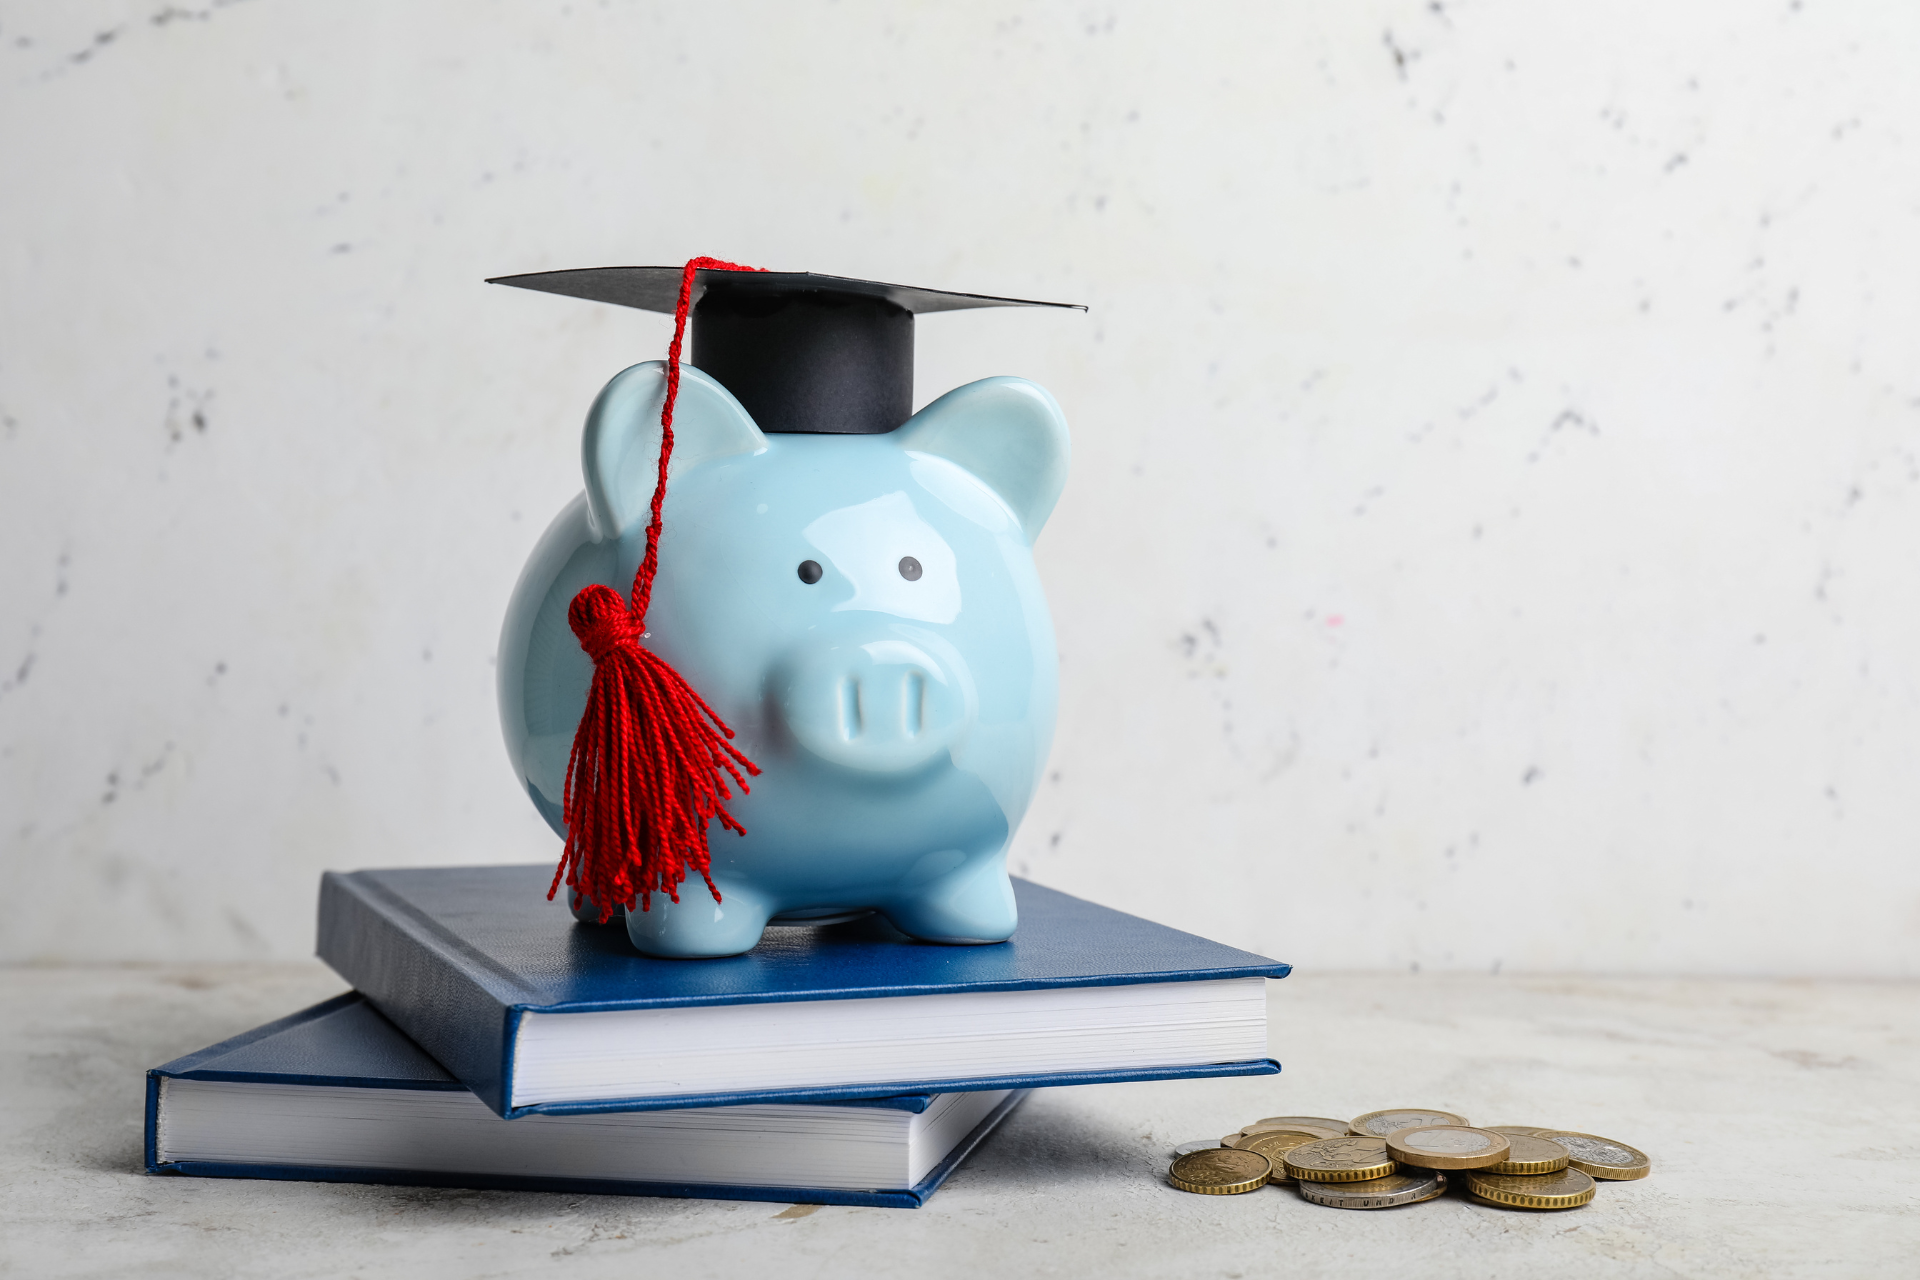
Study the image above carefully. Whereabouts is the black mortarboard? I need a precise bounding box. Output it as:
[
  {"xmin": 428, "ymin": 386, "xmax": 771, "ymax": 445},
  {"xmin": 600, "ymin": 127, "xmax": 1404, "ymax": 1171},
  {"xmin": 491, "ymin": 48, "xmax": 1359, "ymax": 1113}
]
[{"xmin": 487, "ymin": 266, "xmax": 1082, "ymax": 435}]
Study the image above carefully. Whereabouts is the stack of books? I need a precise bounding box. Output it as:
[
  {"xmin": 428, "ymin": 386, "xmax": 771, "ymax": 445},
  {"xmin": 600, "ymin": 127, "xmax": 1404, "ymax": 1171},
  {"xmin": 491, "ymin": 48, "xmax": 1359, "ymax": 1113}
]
[{"xmin": 147, "ymin": 867, "xmax": 1289, "ymax": 1207}]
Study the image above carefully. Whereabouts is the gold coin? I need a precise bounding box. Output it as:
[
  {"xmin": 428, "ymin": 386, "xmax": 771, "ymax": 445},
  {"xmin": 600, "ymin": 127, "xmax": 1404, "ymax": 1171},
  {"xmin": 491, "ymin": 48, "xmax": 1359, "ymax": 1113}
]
[
  {"xmin": 1534, "ymin": 1130, "xmax": 1651, "ymax": 1181},
  {"xmin": 1489, "ymin": 1134, "xmax": 1570, "ymax": 1175},
  {"xmin": 1228, "ymin": 1129, "xmax": 1328, "ymax": 1185},
  {"xmin": 1238, "ymin": 1123, "xmax": 1344, "ymax": 1142},
  {"xmin": 1486, "ymin": 1125, "xmax": 1548, "ymax": 1137},
  {"xmin": 1297, "ymin": 1169, "xmax": 1447, "ymax": 1210},
  {"xmin": 1169, "ymin": 1147, "xmax": 1272, "ymax": 1195},
  {"xmin": 1386, "ymin": 1125, "xmax": 1511, "ymax": 1171},
  {"xmin": 1254, "ymin": 1115, "xmax": 1351, "ymax": 1134},
  {"xmin": 1283, "ymin": 1137, "xmax": 1397, "ymax": 1183},
  {"xmin": 1349, "ymin": 1108, "xmax": 1469, "ymax": 1138},
  {"xmin": 1466, "ymin": 1167, "xmax": 1596, "ymax": 1210},
  {"xmin": 1230, "ymin": 1126, "xmax": 1337, "ymax": 1149}
]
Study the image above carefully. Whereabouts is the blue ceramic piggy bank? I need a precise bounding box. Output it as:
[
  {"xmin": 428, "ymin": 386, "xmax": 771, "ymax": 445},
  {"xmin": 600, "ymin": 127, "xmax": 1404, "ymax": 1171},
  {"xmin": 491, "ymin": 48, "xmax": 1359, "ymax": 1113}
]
[{"xmin": 498, "ymin": 361, "xmax": 1069, "ymax": 958}]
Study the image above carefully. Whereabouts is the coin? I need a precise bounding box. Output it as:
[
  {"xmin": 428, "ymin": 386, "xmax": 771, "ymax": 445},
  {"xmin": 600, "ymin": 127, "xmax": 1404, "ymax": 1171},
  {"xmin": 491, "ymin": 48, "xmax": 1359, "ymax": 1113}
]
[
  {"xmin": 1238, "ymin": 1123, "xmax": 1344, "ymax": 1142},
  {"xmin": 1254, "ymin": 1115, "xmax": 1351, "ymax": 1134},
  {"xmin": 1466, "ymin": 1167, "xmax": 1597, "ymax": 1210},
  {"xmin": 1386, "ymin": 1126, "xmax": 1511, "ymax": 1171},
  {"xmin": 1173, "ymin": 1138, "xmax": 1224, "ymax": 1158},
  {"xmin": 1284, "ymin": 1137, "xmax": 1397, "ymax": 1183},
  {"xmin": 1486, "ymin": 1125, "xmax": 1548, "ymax": 1137},
  {"xmin": 1230, "ymin": 1126, "xmax": 1337, "ymax": 1148},
  {"xmin": 1489, "ymin": 1134, "xmax": 1571, "ymax": 1175},
  {"xmin": 1349, "ymin": 1108, "xmax": 1469, "ymax": 1137},
  {"xmin": 1228, "ymin": 1129, "xmax": 1328, "ymax": 1184},
  {"xmin": 1298, "ymin": 1169, "xmax": 1447, "ymax": 1210},
  {"xmin": 1169, "ymin": 1147, "xmax": 1272, "ymax": 1194},
  {"xmin": 1534, "ymin": 1130, "xmax": 1651, "ymax": 1181}
]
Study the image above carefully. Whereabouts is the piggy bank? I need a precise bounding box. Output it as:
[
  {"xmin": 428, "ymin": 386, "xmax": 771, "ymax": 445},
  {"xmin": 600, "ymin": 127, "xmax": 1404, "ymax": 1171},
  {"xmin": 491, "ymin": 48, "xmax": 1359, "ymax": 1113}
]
[{"xmin": 498, "ymin": 360, "xmax": 1069, "ymax": 958}]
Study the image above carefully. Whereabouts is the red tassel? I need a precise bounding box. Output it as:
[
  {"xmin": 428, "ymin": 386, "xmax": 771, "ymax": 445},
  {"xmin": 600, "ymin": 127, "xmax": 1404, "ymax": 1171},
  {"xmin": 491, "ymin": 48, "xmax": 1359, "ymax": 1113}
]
[{"xmin": 548, "ymin": 257, "xmax": 765, "ymax": 920}]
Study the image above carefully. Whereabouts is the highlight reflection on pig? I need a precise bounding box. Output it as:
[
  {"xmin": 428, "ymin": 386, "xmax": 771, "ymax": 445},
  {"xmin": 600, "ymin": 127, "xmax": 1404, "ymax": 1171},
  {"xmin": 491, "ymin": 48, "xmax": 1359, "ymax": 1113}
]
[{"xmin": 498, "ymin": 361, "xmax": 1069, "ymax": 958}]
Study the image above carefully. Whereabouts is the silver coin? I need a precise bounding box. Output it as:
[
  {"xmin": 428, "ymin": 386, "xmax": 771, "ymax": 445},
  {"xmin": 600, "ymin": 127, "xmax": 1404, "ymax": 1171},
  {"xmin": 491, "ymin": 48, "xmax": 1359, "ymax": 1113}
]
[
  {"xmin": 1172, "ymin": 1138, "xmax": 1225, "ymax": 1157},
  {"xmin": 1297, "ymin": 1169, "xmax": 1447, "ymax": 1210}
]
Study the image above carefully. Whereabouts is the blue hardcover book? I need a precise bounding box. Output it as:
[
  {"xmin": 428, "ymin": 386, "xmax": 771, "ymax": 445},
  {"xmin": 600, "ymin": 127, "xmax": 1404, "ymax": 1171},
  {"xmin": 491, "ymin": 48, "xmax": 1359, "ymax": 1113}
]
[
  {"xmin": 318, "ymin": 867, "xmax": 1289, "ymax": 1118},
  {"xmin": 147, "ymin": 993, "xmax": 1028, "ymax": 1209}
]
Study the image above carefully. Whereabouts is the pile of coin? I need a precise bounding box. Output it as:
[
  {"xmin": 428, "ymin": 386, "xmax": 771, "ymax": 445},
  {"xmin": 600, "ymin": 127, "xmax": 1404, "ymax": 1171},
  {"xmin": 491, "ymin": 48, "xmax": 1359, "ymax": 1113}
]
[{"xmin": 1167, "ymin": 1108, "xmax": 1649, "ymax": 1211}]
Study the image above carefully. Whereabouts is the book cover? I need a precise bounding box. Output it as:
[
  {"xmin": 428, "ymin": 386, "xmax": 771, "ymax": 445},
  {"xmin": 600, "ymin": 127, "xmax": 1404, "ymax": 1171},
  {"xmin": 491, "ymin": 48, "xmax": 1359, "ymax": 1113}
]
[
  {"xmin": 318, "ymin": 867, "xmax": 1289, "ymax": 1118},
  {"xmin": 147, "ymin": 993, "xmax": 1025, "ymax": 1209}
]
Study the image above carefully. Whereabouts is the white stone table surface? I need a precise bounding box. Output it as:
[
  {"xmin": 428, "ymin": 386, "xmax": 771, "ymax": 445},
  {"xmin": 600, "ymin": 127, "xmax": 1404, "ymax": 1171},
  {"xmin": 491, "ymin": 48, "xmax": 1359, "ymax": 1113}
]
[{"xmin": 3, "ymin": 964, "xmax": 1914, "ymax": 1278}]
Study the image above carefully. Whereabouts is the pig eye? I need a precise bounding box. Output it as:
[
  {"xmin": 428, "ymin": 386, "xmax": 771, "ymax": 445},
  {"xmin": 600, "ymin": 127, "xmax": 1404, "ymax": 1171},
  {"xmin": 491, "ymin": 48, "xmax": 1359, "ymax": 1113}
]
[
  {"xmin": 898, "ymin": 556, "xmax": 923, "ymax": 581},
  {"xmin": 797, "ymin": 560, "xmax": 823, "ymax": 585}
]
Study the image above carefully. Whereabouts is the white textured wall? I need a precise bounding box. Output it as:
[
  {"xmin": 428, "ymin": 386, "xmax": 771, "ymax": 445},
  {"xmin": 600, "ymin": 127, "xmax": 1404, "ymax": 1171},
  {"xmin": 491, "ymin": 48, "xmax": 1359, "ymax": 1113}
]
[{"xmin": 4, "ymin": 1, "xmax": 1916, "ymax": 975}]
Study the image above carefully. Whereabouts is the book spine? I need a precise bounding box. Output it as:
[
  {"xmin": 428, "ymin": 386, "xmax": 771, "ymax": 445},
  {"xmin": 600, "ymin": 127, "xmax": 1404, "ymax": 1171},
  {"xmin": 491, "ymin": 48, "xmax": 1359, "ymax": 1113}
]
[
  {"xmin": 145, "ymin": 1162, "xmax": 930, "ymax": 1209},
  {"xmin": 316, "ymin": 873, "xmax": 518, "ymax": 1116},
  {"xmin": 144, "ymin": 1072, "xmax": 162, "ymax": 1173}
]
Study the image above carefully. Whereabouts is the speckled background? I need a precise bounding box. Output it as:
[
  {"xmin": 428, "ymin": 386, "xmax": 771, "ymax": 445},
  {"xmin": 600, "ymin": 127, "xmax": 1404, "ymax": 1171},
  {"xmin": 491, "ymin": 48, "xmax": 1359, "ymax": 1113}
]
[{"xmin": 3, "ymin": 1, "xmax": 1917, "ymax": 975}]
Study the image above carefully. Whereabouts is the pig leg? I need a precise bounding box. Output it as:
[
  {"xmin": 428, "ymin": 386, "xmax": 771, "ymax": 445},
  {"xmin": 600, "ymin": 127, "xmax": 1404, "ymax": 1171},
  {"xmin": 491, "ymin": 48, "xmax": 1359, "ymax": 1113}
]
[
  {"xmin": 880, "ymin": 849, "xmax": 1018, "ymax": 944},
  {"xmin": 622, "ymin": 879, "xmax": 776, "ymax": 959}
]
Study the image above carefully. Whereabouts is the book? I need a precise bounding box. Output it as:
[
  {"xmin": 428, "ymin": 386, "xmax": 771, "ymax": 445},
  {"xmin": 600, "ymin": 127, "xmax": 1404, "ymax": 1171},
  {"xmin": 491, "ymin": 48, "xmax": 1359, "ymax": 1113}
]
[
  {"xmin": 318, "ymin": 866, "xmax": 1289, "ymax": 1118},
  {"xmin": 147, "ymin": 992, "xmax": 1027, "ymax": 1209}
]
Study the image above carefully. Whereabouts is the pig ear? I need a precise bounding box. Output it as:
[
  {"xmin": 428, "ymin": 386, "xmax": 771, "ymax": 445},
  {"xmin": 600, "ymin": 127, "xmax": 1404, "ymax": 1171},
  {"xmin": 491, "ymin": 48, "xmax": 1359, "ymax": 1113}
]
[
  {"xmin": 892, "ymin": 376, "xmax": 1070, "ymax": 542},
  {"xmin": 582, "ymin": 361, "xmax": 767, "ymax": 540}
]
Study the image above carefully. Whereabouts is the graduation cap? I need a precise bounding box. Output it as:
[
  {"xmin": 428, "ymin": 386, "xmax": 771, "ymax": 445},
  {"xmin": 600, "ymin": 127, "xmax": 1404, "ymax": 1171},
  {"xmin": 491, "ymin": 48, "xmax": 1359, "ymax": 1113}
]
[
  {"xmin": 487, "ymin": 264, "xmax": 1083, "ymax": 435},
  {"xmin": 495, "ymin": 257, "xmax": 1081, "ymax": 924}
]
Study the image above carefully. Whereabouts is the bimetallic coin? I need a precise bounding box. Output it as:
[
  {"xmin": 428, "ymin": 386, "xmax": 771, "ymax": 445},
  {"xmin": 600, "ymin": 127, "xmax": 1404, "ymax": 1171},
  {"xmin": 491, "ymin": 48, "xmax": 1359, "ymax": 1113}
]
[
  {"xmin": 1284, "ymin": 1137, "xmax": 1396, "ymax": 1183},
  {"xmin": 1228, "ymin": 1129, "xmax": 1328, "ymax": 1185},
  {"xmin": 1297, "ymin": 1169, "xmax": 1447, "ymax": 1210},
  {"xmin": 1169, "ymin": 1147, "xmax": 1272, "ymax": 1195},
  {"xmin": 1386, "ymin": 1126, "xmax": 1511, "ymax": 1171},
  {"xmin": 1173, "ymin": 1138, "xmax": 1225, "ymax": 1158},
  {"xmin": 1254, "ymin": 1115, "xmax": 1351, "ymax": 1134},
  {"xmin": 1486, "ymin": 1125, "xmax": 1549, "ymax": 1137},
  {"xmin": 1350, "ymin": 1108, "xmax": 1470, "ymax": 1137},
  {"xmin": 1466, "ymin": 1167, "xmax": 1597, "ymax": 1210},
  {"xmin": 1534, "ymin": 1130, "xmax": 1650, "ymax": 1180},
  {"xmin": 1490, "ymin": 1134, "xmax": 1571, "ymax": 1175}
]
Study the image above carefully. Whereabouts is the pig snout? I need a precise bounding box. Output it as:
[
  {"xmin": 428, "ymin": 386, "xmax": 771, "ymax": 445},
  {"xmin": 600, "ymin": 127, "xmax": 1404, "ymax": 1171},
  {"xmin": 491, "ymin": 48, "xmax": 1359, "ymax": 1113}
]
[{"xmin": 773, "ymin": 635, "xmax": 969, "ymax": 773}]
